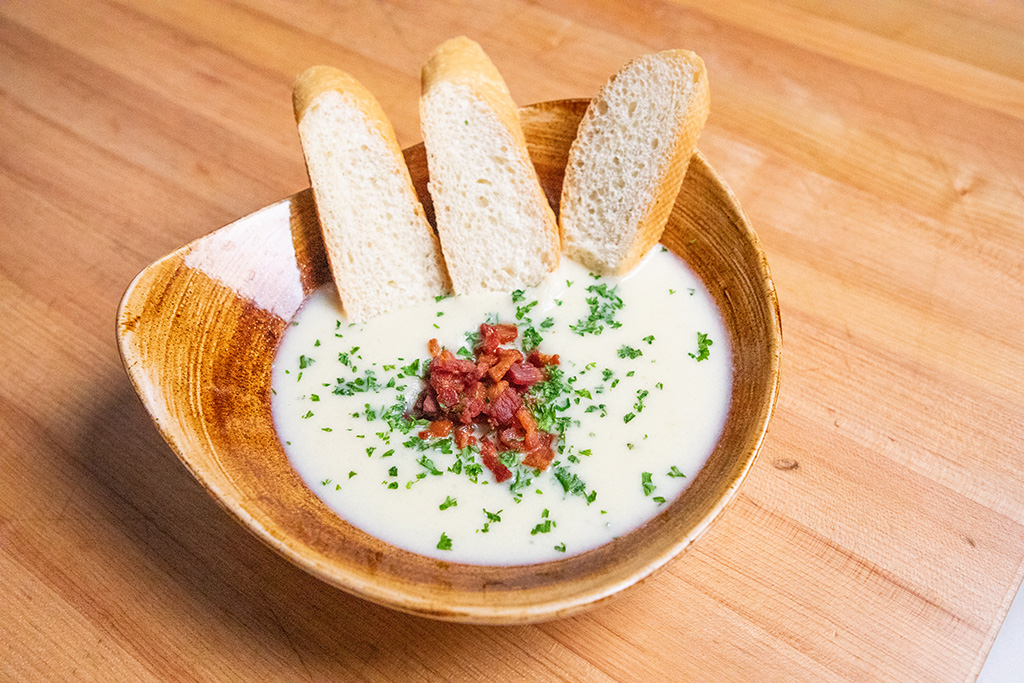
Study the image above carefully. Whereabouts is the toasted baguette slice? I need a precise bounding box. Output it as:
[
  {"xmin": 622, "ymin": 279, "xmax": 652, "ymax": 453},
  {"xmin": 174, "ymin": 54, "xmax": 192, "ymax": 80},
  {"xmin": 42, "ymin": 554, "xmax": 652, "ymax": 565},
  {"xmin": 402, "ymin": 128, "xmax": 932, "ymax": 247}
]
[
  {"xmin": 293, "ymin": 65, "xmax": 449, "ymax": 323},
  {"xmin": 420, "ymin": 36, "xmax": 560, "ymax": 295},
  {"xmin": 559, "ymin": 50, "xmax": 710, "ymax": 275}
]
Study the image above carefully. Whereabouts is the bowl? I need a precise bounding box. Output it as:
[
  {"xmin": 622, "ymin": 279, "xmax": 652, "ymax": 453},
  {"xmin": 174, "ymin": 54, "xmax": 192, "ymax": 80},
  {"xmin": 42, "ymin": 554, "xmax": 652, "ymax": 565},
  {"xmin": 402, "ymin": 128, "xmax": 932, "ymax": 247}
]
[{"xmin": 116, "ymin": 99, "xmax": 782, "ymax": 624}]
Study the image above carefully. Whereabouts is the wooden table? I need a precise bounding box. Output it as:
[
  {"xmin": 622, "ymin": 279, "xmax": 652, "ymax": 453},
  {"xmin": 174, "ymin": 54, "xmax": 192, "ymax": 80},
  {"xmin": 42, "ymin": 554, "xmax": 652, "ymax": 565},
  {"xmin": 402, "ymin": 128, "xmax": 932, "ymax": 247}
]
[{"xmin": 3, "ymin": 1, "xmax": 1022, "ymax": 680}]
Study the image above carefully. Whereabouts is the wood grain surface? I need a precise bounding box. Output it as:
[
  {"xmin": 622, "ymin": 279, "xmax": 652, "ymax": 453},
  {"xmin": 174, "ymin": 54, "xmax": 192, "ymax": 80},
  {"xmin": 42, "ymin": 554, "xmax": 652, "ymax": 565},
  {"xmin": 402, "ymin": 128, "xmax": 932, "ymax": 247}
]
[{"xmin": 2, "ymin": 1, "xmax": 1022, "ymax": 680}]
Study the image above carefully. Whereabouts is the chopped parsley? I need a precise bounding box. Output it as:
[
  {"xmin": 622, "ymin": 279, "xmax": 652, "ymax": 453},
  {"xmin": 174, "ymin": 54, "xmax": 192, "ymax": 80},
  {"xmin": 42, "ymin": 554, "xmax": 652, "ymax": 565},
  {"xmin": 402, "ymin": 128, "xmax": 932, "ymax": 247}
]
[
  {"xmin": 437, "ymin": 532, "xmax": 453, "ymax": 551},
  {"xmin": 634, "ymin": 389, "xmax": 649, "ymax": 413},
  {"xmin": 667, "ymin": 466, "xmax": 687, "ymax": 478},
  {"xmin": 530, "ymin": 508, "xmax": 554, "ymax": 535},
  {"xmin": 417, "ymin": 455, "xmax": 443, "ymax": 476},
  {"xmin": 688, "ymin": 331, "xmax": 713, "ymax": 361},
  {"xmin": 332, "ymin": 369, "xmax": 383, "ymax": 396},
  {"xmin": 521, "ymin": 325, "xmax": 543, "ymax": 350},
  {"xmin": 642, "ymin": 472, "xmax": 656, "ymax": 496},
  {"xmin": 570, "ymin": 283, "xmax": 624, "ymax": 336},
  {"xmin": 617, "ymin": 345, "xmax": 643, "ymax": 359},
  {"xmin": 478, "ymin": 508, "xmax": 502, "ymax": 533},
  {"xmin": 515, "ymin": 300, "xmax": 539, "ymax": 320},
  {"xmin": 553, "ymin": 465, "xmax": 586, "ymax": 496}
]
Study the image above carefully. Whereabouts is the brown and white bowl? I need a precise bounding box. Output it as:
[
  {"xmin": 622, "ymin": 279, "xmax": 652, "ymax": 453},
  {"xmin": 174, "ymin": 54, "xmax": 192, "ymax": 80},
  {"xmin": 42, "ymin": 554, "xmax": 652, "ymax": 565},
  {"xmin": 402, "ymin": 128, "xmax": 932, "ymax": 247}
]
[{"xmin": 116, "ymin": 99, "xmax": 782, "ymax": 624}]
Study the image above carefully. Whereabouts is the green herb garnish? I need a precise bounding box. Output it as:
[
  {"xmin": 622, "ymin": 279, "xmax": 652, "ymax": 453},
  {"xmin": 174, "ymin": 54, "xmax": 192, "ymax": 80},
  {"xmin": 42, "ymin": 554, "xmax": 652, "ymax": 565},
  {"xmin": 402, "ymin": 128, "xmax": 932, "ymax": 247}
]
[
  {"xmin": 642, "ymin": 472, "xmax": 656, "ymax": 496},
  {"xmin": 688, "ymin": 332, "xmax": 713, "ymax": 361},
  {"xmin": 617, "ymin": 345, "xmax": 643, "ymax": 359},
  {"xmin": 570, "ymin": 283, "xmax": 624, "ymax": 336},
  {"xmin": 417, "ymin": 455, "xmax": 443, "ymax": 476}
]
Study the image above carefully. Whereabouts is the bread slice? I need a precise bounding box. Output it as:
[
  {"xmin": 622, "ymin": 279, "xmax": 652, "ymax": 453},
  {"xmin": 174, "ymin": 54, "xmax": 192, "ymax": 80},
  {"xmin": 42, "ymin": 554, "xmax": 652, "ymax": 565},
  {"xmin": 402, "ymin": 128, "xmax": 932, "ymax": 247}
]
[
  {"xmin": 293, "ymin": 65, "xmax": 449, "ymax": 323},
  {"xmin": 420, "ymin": 36, "xmax": 560, "ymax": 295},
  {"xmin": 559, "ymin": 50, "xmax": 710, "ymax": 275}
]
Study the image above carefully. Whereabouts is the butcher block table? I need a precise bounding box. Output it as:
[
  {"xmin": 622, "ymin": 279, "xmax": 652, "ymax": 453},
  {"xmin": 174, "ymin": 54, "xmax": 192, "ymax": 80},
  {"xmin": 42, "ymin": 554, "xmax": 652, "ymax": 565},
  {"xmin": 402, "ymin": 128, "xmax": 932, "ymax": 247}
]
[{"xmin": 3, "ymin": 1, "xmax": 1023, "ymax": 680}]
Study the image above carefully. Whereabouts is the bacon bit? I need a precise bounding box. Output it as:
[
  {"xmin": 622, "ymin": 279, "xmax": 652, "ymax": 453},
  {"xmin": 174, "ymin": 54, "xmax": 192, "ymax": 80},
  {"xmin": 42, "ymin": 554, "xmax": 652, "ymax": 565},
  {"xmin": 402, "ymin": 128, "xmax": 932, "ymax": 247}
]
[
  {"xmin": 479, "ymin": 323, "xmax": 518, "ymax": 355},
  {"xmin": 506, "ymin": 361, "xmax": 545, "ymax": 388},
  {"xmin": 427, "ymin": 419, "xmax": 452, "ymax": 437},
  {"xmin": 516, "ymin": 407, "xmax": 540, "ymax": 450},
  {"xmin": 516, "ymin": 406, "xmax": 537, "ymax": 432},
  {"xmin": 522, "ymin": 432, "xmax": 556, "ymax": 470},
  {"xmin": 432, "ymin": 349, "xmax": 478, "ymax": 376},
  {"xmin": 487, "ymin": 386, "xmax": 522, "ymax": 427},
  {"xmin": 527, "ymin": 349, "xmax": 559, "ymax": 368},
  {"xmin": 475, "ymin": 353, "xmax": 498, "ymax": 378},
  {"xmin": 460, "ymin": 382, "xmax": 486, "ymax": 424},
  {"xmin": 414, "ymin": 389, "xmax": 440, "ymax": 419},
  {"xmin": 486, "ymin": 379, "xmax": 509, "ymax": 404},
  {"xmin": 453, "ymin": 425, "xmax": 476, "ymax": 449},
  {"xmin": 427, "ymin": 350, "xmax": 478, "ymax": 410},
  {"xmin": 412, "ymin": 320, "xmax": 559, "ymax": 475},
  {"xmin": 498, "ymin": 426, "xmax": 522, "ymax": 450},
  {"xmin": 487, "ymin": 348, "xmax": 523, "ymax": 383},
  {"xmin": 480, "ymin": 440, "xmax": 512, "ymax": 483},
  {"xmin": 431, "ymin": 373, "xmax": 461, "ymax": 409}
]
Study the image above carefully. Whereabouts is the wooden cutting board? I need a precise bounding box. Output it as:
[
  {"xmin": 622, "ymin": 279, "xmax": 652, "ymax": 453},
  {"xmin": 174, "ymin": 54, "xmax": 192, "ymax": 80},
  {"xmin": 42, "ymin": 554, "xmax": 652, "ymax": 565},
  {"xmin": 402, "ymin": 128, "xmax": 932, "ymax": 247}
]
[{"xmin": 2, "ymin": 0, "xmax": 1023, "ymax": 680}]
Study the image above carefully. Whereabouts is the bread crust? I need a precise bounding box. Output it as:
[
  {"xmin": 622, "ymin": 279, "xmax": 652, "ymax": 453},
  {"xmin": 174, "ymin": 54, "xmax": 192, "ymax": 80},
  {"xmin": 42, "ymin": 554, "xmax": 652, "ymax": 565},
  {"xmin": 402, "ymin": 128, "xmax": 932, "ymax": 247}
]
[
  {"xmin": 293, "ymin": 65, "xmax": 449, "ymax": 322},
  {"xmin": 293, "ymin": 66, "xmax": 407, "ymax": 179},
  {"xmin": 420, "ymin": 37, "xmax": 560, "ymax": 294},
  {"xmin": 560, "ymin": 50, "xmax": 710, "ymax": 275},
  {"xmin": 421, "ymin": 36, "xmax": 514, "ymax": 115}
]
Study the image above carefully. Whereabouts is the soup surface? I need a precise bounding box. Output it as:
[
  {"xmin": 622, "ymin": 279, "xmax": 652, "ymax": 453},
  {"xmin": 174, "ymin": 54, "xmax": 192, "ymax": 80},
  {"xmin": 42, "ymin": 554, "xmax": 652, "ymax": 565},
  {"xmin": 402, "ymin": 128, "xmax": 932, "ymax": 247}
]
[{"xmin": 271, "ymin": 248, "xmax": 731, "ymax": 565}]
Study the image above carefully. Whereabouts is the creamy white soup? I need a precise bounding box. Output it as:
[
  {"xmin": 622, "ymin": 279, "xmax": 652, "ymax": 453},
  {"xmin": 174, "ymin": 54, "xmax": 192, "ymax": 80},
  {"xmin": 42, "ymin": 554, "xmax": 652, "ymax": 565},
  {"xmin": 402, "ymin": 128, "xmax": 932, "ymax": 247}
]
[{"xmin": 271, "ymin": 248, "xmax": 731, "ymax": 565}]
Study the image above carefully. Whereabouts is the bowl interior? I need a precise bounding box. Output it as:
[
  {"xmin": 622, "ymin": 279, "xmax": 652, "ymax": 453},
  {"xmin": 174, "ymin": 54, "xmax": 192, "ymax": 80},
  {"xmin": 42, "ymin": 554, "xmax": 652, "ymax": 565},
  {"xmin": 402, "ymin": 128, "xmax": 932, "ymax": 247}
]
[{"xmin": 116, "ymin": 99, "xmax": 781, "ymax": 624}]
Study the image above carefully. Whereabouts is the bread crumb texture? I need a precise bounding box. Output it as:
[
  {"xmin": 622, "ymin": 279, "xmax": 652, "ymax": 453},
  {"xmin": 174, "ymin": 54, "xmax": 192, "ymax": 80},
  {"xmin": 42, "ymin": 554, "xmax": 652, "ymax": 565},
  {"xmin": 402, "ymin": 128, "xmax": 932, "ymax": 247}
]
[
  {"xmin": 298, "ymin": 85, "xmax": 448, "ymax": 323},
  {"xmin": 423, "ymin": 83, "xmax": 559, "ymax": 293},
  {"xmin": 421, "ymin": 36, "xmax": 559, "ymax": 295},
  {"xmin": 560, "ymin": 50, "xmax": 709, "ymax": 274}
]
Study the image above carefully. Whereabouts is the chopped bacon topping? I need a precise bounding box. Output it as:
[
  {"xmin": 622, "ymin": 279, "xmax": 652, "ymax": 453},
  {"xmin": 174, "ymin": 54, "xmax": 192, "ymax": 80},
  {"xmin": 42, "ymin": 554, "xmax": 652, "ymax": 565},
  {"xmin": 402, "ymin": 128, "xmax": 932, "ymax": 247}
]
[
  {"xmin": 488, "ymin": 348, "xmax": 523, "ymax": 383},
  {"xmin": 487, "ymin": 385, "xmax": 522, "ymax": 426},
  {"xmin": 522, "ymin": 432, "xmax": 556, "ymax": 470},
  {"xmin": 418, "ymin": 418, "xmax": 452, "ymax": 440},
  {"xmin": 411, "ymin": 321, "xmax": 559, "ymax": 482},
  {"xmin": 479, "ymin": 323, "xmax": 518, "ymax": 355},
  {"xmin": 453, "ymin": 424, "xmax": 476, "ymax": 449},
  {"xmin": 527, "ymin": 349, "xmax": 560, "ymax": 368},
  {"xmin": 480, "ymin": 439, "xmax": 512, "ymax": 483},
  {"xmin": 506, "ymin": 361, "xmax": 545, "ymax": 388}
]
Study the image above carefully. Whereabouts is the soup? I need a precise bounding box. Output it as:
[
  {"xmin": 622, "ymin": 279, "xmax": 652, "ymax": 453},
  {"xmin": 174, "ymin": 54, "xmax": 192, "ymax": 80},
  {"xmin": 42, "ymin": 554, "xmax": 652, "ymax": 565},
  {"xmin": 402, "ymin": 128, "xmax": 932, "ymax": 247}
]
[{"xmin": 271, "ymin": 248, "xmax": 731, "ymax": 565}]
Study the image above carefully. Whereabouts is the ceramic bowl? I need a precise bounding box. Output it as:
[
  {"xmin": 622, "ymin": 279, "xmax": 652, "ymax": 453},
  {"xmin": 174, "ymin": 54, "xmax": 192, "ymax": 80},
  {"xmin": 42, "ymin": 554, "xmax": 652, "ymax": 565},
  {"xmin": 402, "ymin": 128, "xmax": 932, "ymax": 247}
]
[{"xmin": 116, "ymin": 99, "xmax": 781, "ymax": 624}]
